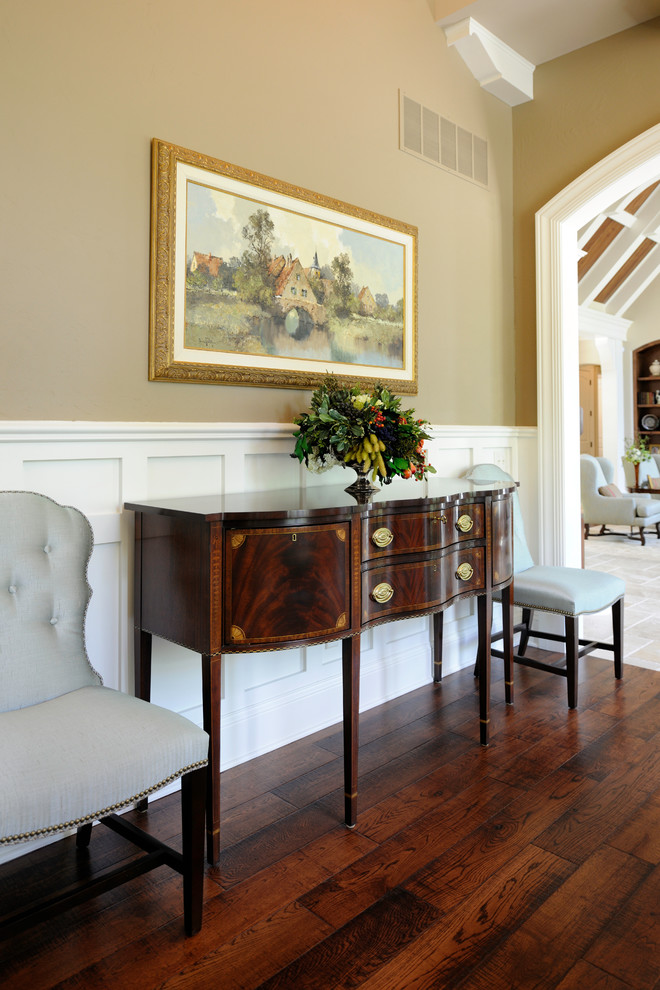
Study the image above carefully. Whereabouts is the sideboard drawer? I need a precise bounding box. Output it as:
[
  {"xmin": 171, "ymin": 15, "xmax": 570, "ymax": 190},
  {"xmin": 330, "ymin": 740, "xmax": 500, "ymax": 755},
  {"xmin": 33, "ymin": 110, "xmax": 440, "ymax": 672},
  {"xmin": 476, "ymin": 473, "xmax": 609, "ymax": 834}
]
[
  {"xmin": 363, "ymin": 503, "xmax": 484, "ymax": 560},
  {"xmin": 224, "ymin": 522, "xmax": 351, "ymax": 647},
  {"xmin": 362, "ymin": 546, "xmax": 485, "ymax": 623}
]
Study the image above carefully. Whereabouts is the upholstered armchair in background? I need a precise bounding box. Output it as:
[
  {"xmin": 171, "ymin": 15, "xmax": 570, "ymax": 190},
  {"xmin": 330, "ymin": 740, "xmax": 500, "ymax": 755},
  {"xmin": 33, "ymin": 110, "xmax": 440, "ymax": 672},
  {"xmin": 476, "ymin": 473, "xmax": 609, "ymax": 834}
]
[
  {"xmin": 0, "ymin": 491, "xmax": 209, "ymax": 938},
  {"xmin": 580, "ymin": 454, "xmax": 660, "ymax": 545}
]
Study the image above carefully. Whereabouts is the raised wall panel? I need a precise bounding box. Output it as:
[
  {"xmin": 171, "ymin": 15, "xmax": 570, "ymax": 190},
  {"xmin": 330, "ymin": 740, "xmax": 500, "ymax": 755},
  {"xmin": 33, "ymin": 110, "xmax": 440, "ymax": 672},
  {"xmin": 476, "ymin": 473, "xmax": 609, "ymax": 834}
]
[
  {"xmin": 147, "ymin": 454, "xmax": 224, "ymax": 496},
  {"xmin": 86, "ymin": 542, "xmax": 121, "ymax": 689},
  {"xmin": 23, "ymin": 458, "xmax": 121, "ymax": 514},
  {"xmin": 244, "ymin": 451, "xmax": 301, "ymax": 493}
]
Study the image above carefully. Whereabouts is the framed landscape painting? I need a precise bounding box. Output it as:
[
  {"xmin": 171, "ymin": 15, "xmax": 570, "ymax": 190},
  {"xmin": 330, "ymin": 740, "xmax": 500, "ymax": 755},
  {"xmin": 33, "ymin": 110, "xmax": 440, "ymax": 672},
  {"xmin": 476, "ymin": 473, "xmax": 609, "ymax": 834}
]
[{"xmin": 150, "ymin": 139, "xmax": 418, "ymax": 391}]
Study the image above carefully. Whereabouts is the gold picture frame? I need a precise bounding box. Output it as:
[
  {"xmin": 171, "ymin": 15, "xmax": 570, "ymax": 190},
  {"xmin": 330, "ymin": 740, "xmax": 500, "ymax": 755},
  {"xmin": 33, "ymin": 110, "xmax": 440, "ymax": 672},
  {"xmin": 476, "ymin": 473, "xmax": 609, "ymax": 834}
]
[{"xmin": 150, "ymin": 139, "xmax": 418, "ymax": 391}]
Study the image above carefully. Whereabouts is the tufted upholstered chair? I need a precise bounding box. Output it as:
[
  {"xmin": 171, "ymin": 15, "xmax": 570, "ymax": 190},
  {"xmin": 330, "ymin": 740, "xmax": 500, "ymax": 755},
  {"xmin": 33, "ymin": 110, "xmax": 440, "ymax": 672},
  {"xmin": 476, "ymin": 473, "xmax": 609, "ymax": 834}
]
[
  {"xmin": 464, "ymin": 465, "xmax": 624, "ymax": 709},
  {"xmin": 0, "ymin": 491, "xmax": 209, "ymax": 937},
  {"xmin": 581, "ymin": 454, "xmax": 660, "ymax": 545}
]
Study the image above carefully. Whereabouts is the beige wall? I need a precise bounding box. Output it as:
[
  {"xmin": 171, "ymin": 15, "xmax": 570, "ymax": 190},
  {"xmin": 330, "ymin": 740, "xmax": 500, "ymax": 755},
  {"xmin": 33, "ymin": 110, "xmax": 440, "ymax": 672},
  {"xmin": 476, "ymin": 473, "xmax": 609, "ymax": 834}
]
[
  {"xmin": 1, "ymin": 0, "xmax": 514, "ymax": 425},
  {"xmin": 512, "ymin": 17, "xmax": 660, "ymax": 425}
]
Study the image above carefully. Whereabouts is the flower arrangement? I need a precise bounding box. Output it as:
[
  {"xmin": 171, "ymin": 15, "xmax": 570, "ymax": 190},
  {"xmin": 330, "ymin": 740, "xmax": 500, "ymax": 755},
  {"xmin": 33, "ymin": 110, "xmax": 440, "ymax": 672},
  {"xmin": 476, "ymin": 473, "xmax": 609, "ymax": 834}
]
[
  {"xmin": 291, "ymin": 375, "xmax": 436, "ymax": 484},
  {"xmin": 624, "ymin": 435, "xmax": 652, "ymax": 465}
]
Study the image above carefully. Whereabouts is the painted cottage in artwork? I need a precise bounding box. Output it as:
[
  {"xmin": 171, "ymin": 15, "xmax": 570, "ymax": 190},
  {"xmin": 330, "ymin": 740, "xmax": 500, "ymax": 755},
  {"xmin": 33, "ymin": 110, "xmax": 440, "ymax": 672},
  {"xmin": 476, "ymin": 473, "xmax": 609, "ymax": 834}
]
[
  {"xmin": 190, "ymin": 251, "xmax": 224, "ymax": 277},
  {"xmin": 269, "ymin": 255, "xmax": 325, "ymax": 324},
  {"xmin": 358, "ymin": 285, "xmax": 376, "ymax": 315}
]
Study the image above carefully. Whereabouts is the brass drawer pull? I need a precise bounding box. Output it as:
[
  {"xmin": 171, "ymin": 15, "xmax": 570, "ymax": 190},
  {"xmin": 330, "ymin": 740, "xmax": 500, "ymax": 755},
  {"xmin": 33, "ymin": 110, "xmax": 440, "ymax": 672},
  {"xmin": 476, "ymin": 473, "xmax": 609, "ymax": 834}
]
[
  {"xmin": 371, "ymin": 582, "xmax": 394, "ymax": 604},
  {"xmin": 456, "ymin": 514, "xmax": 473, "ymax": 533},
  {"xmin": 372, "ymin": 527, "xmax": 394, "ymax": 548},
  {"xmin": 456, "ymin": 562, "xmax": 474, "ymax": 582}
]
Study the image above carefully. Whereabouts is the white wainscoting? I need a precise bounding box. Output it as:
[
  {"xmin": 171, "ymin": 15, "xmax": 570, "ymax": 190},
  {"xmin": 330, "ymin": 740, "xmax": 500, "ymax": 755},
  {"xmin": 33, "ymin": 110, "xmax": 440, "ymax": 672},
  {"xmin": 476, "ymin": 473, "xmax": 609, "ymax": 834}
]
[{"xmin": 0, "ymin": 421, "xmax": 537, "ymax": 784}]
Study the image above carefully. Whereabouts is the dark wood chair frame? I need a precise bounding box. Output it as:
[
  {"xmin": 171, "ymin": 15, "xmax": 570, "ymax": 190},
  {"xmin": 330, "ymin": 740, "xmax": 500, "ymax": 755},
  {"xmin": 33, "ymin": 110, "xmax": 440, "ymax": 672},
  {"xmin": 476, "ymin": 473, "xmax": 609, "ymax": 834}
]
[
  {"xmin": 584, "ymin": 521, "xmax": 660, "ymax": 547},
  {"xmin": 0, "ymin": 764, "xmax": 206, "ymax": 940},
  {"xmin": 489, "ymin": 597, "xmax": 624, "ymax": 709}
]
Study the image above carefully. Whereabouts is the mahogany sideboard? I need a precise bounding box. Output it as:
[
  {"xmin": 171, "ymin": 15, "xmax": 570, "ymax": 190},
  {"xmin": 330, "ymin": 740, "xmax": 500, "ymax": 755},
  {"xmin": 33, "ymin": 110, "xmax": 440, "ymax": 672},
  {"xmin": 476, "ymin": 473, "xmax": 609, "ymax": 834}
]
[{"xmin": 125, "ymin": 479, "xmax": 514, "ymax": 865}]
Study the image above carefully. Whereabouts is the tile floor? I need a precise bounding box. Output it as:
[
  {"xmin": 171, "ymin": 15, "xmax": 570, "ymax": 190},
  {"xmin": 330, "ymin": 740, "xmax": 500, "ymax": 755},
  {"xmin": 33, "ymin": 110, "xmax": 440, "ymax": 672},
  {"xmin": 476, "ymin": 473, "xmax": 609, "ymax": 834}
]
[{"xmin": 581, "ymin": 525, "xmax": 660, "ymax": 672}]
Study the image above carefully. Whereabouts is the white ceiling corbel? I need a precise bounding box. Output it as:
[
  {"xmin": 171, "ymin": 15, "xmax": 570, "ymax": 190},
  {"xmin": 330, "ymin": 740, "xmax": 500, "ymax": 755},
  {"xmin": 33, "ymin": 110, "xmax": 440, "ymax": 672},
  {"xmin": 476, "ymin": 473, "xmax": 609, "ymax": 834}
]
[
  {"xmin": 443, "ymin": 17, "xmax": 534, "ymax": 106},
  {"xmin": 578, "ymin": 307, "xmax": 631, "ymax": 341}
]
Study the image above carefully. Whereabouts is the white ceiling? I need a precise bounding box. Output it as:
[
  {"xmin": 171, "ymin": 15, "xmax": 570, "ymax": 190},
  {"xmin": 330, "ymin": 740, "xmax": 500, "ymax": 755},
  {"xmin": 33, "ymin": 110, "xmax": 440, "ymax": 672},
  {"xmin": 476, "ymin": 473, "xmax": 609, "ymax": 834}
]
[{"xmin": 433, "ymin": 0, "xmax": 660, "ymax": 65}]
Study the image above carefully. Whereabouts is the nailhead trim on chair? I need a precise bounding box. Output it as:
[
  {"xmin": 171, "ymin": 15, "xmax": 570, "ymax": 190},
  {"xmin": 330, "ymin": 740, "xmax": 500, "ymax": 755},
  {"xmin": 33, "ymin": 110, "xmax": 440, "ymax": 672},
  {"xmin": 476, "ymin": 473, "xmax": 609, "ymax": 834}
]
[
  {"xmin": 0, "ymin": 758, "xmax": 208, "ymax": 845},
  {"xmin": 507, "ymin": 593, "xmax": 624, "ymax": 618}
]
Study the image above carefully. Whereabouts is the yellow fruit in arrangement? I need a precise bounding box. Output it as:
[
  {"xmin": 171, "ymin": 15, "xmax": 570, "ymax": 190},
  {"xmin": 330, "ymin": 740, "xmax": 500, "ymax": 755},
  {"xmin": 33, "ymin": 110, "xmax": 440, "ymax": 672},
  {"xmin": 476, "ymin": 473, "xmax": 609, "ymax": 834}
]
[{"xmin": 344, "ymin": 435, "xmax": 388, "ymax": 479}]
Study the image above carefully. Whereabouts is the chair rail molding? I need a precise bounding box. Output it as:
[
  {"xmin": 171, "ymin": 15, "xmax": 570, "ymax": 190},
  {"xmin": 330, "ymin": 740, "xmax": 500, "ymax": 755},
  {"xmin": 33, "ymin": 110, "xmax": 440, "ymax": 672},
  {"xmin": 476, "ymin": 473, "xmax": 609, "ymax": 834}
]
[{"xmin": 536, "ymin": 122, "xmax": 660, "ymax": 567}]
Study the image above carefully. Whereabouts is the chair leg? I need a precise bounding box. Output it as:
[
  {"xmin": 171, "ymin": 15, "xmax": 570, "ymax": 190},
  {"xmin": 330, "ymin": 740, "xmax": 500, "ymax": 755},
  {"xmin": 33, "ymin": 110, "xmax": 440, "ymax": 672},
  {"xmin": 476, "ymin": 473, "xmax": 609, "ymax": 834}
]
[
  {"xmin": 639, "ymin": 527, "xmax": 646, "ymax": 547},
  {"xmin": 76, "ymin": 823, "xmax": 93, "ymax": 849},
  {"xmin": 518, "ymin": 608, "xmax": 533, "ymax": 656},
  {"xmin": 181, "ymin": 765, "xmax": 206, "ymax": 936},
  {"xmin": 501, "ymin": 584, "xmax": 514, "ymax": 705},
  {"xmin": 612, "ymin": 597, "xmax": 624, "ymax": 680},
  {"xmin": 584, "ymin": 524, "xmax": 590, "ymax": 539},
  {"xmin": 566, "ymin": 616, "xmax": 579, "ymax": 709}
]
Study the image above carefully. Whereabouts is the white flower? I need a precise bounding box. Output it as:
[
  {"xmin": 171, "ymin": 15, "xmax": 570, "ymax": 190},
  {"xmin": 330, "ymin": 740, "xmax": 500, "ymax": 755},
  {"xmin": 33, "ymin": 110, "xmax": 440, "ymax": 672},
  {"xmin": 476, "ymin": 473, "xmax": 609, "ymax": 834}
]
[{"xmin": 307, "ymin": 451, "xmax": 341, "ymax": 474}]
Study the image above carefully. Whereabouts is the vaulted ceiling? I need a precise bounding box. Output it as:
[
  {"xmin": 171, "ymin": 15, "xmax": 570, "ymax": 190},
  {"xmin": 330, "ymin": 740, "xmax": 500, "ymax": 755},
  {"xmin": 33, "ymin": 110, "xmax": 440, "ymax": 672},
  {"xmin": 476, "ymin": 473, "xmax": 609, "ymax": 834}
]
[
  {"xmin": 431, "ymin": 0, "xmax": 660, "ymax": 65},
  {"xmin": 432, "ymin": 0, "xmax": 660, "ymax": 325},
  {"xmin": 578, "ymin": 181, "xmax": 660, "ymax": 319}
]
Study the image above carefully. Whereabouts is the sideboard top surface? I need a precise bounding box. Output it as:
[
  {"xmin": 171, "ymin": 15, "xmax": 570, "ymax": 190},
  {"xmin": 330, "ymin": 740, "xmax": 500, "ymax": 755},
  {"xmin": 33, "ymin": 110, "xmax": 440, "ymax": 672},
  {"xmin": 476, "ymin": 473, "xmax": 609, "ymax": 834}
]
[{"xmin": 124, "ymin": 478, "xmax": 515, "ymax": 522}]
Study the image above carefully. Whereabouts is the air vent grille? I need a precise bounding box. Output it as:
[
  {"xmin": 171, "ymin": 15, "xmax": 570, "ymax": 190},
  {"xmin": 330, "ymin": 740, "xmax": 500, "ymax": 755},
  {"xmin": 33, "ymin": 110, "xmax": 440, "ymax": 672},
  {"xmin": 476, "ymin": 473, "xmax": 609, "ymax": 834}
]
[{"xmin": 400, "ymin": 93, "xmax": 488, "ymax": 188}]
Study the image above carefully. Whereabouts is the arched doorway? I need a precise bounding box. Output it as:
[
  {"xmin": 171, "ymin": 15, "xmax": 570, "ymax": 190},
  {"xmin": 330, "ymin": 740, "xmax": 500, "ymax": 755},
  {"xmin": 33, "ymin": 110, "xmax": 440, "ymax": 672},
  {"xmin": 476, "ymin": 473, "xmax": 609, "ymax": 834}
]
[{"xmin": 536, "ymin": 123, "xmax": 660, "ymax": 567}]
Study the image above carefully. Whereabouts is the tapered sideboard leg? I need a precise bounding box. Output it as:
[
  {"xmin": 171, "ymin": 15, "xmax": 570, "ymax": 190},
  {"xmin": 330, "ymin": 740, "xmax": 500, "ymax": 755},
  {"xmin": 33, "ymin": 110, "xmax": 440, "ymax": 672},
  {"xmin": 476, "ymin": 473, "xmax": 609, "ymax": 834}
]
[{"xmin": 342, "ymin": 635, "xmax": 360, "ymax": 828}]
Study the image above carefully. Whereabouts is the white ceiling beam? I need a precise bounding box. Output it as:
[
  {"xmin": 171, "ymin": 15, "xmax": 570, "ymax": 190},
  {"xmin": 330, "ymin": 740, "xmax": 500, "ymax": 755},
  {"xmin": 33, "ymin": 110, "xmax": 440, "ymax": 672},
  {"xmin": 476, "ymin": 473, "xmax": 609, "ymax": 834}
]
[
  {"xmin": 443, "ymin": 17, "xmax": 534, "ymax": 106},
  {"xmin": 603, "ymin": 252, "xmax": 660, "ymax": 317}
]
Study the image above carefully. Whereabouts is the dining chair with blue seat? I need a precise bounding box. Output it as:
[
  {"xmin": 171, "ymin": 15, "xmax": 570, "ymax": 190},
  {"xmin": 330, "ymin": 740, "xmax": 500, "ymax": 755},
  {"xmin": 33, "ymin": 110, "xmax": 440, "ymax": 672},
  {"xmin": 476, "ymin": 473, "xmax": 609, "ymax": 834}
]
[
  {"xmin": 0, "ymin": 491, "xmax": 209, "ymax": 938},
  {"xmin": 464, "ymin": 464, "xmax": 624, "ymax": 709}
]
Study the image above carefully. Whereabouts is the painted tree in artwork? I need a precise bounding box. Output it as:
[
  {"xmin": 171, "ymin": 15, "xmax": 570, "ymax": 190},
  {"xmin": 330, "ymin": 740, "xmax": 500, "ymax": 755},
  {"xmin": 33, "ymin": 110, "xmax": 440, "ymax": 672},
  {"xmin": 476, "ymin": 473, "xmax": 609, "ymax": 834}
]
[
  {"xmin": 330, "ymin": 252, "xmax": 354, "ymax": 316},
  {"xmin": 234, "ymin": 208, "xmax": 276, "ymax": 307}
]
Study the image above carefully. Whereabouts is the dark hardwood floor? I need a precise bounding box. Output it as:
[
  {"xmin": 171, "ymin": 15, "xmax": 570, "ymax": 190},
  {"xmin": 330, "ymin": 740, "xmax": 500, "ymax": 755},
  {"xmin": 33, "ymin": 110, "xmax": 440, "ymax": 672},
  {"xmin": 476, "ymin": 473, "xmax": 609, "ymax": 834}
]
[{"xmin": 2, "ymin": 652, "xmax": 659, "ymax": 989}]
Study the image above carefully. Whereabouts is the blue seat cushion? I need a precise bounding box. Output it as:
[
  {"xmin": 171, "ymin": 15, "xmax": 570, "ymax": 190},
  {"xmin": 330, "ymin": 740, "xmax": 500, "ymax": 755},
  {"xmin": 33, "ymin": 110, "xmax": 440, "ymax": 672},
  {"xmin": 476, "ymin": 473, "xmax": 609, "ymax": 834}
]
[
  {"xmin": 634, "ymin": 499, "xmax": 660, "ymax": 519},
  {"xmin": 0, "ymin": 686, "xmax": 209, "ymax": 846},
  {"xmin": 495, "ymin": 565, "xmax": 624, "ymax": 616}
]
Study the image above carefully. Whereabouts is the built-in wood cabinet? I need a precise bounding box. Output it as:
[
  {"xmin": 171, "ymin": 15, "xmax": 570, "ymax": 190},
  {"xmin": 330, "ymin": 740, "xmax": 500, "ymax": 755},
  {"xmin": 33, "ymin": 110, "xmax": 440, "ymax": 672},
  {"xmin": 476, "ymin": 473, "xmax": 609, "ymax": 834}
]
[{"xmin": 633, "ymin": 340, "xmax": 660, "ymax": 443}]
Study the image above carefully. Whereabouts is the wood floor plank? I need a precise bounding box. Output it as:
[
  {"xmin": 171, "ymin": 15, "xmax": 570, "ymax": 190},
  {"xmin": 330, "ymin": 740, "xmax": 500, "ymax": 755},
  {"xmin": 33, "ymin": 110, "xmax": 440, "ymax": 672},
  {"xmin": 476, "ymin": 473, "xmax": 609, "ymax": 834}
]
[
  {"xmin": 257, "ymin": 888, "xmax": 440, "ymax": 990},
  {"xmin": 355, "ymin": 846, "xmax": 573, "ymax": 990},
  {"xmin": 273, "ymin": 713, "xmax": 473, "ymax": 811},
  {"xmin": 553, "ymin": 959, "xmax": 634, "ymax": 989},
  {"xmin": 300, "ymin": 776, "xmax": 520, "ymax": 929},
  {"xmin": 534, "ymin": 735, "xmax": 660, "ymax": 864},
  {"xmin": 157, "ymin": 901, "xmax": 332, "ymax": 990},
  {"xmin": 213, "ymin": 801, "xmax": 340, "ymax": 887},
  {"xmin": 491, "ymin": 708, "xmax": 618, "ymax": 789},
  {"xmin": 453, "ymin": 846, "xmax": 650, "ymax": 990},
  {"xmin": 607, "ymin": 789, "xmax": 660, "ymax": 864},
  {"xmin": 352, "ymin": 747, "xmax": 507, "ymax": 845},
  {"xmin": 585, "ymin": 862, "xmax": 660, "ymax": 989}
]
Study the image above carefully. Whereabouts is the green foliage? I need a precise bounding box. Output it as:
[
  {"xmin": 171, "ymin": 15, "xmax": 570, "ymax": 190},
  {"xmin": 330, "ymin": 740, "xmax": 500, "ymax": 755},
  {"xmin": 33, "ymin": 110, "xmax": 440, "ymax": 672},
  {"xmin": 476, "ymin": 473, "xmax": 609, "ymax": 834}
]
[
  {"xmin": 241, "ymin": 209, "xmax": 275, "ymax": 270},
  {"xmin": 624, "ymin": 435, "xmax": 652, "ymax": 464},
  {"xmin": 233, "ymin": 264, "xmax": 274, "ymax": 308},
  {"xmin": 233, "ymin": 209, "xmax": 276, "ymax": 307},
  {"xmin": 291, "ymin": 374, "xmax": 436, "ymax": 484},
  {"xmin": 331, "ymin": 253, "xmax": 354, "ymax": 315}
]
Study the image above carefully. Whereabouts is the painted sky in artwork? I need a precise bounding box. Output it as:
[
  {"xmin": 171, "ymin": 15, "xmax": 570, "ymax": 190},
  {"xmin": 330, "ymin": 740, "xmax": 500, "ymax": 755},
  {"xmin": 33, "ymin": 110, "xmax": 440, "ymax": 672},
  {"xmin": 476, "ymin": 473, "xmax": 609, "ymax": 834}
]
[{"xmin": 186, "ymin": 182, "xmax": 405, "ymax": 303}]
